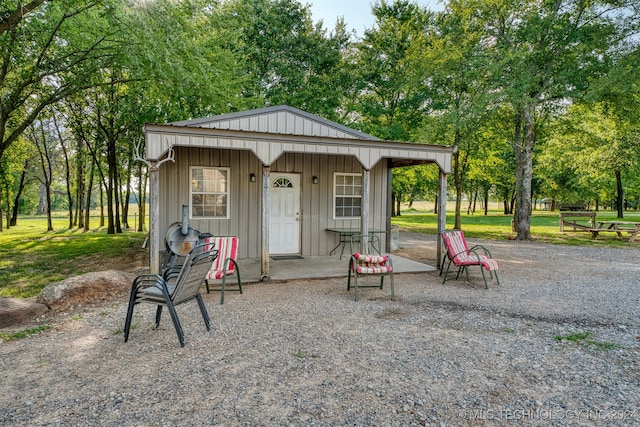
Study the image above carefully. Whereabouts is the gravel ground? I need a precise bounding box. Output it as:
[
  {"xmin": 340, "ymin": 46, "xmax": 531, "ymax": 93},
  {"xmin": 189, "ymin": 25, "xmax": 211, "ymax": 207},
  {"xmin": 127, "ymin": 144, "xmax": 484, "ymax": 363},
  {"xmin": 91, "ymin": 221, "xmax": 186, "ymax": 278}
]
[{"xmin": 1, "ymin": 232, "xmax": 639, "ymax": 426}]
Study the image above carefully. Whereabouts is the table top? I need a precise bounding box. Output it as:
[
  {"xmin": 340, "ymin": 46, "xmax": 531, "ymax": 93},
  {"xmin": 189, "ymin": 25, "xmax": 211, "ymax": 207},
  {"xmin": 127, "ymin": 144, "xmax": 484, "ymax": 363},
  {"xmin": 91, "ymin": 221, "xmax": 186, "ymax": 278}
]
[{"xmin": 326, "ymin": 228, "xmax": 386, "ymax": 234}]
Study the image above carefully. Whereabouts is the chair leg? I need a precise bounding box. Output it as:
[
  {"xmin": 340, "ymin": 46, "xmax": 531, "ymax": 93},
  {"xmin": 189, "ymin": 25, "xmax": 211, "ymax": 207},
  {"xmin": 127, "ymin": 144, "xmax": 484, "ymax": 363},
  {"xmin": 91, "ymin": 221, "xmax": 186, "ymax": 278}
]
[
  {"xmin": 439, "ymin": 255, "xmax": 447, "ymax": 276},
  {"xmin": 347, "ymin": 268, "xmax": 353, "ymax": 291},
  {"xmin": 479, "ymin": 266, "xmax": 489, "ymax": 289},
  {"xmin": 165, "ymin": 301, "xmax": 185, "ymax": 347},
  {"xmin": 379, "ymin": 276, "xmax": 384, "ymax": 289},
  {"xmin": 354, "ymin": 273, "xmax": 359, "ymax": 301},
  {"xmin": 219, "ymin": 260, "xmax": 242, "ymax": 304},
  {"xmin": 123, "ymin": 294, "xmax": 137, "ymax": 343},
  {"xmin": 155, "ymin": 306, "xmax": 163, "ymax": 328},
  {"xmin": 235, "ymin": 267, "xmax": 243, "ymax": 294},
  {"xmin": 442, "ymin": 260, "xmax": 453, "ymax": 284},
  {"xmin": 220, "ymin": 275, "xmax": 226, "ymax": 305},
  {"xmin": 205, "ymin": 280, "xmax": 210, "ymax": 294},
  {"xmin": 196, "ymin": 294, "xmax": 211, "ymax": 331}
]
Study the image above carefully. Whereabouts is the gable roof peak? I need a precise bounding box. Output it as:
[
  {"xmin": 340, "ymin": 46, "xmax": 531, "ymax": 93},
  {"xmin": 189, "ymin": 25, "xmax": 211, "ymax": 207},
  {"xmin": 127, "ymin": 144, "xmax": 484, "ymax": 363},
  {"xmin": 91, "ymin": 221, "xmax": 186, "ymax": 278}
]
[{"xmin": 168, "ymin": 104, "xmax": 379, "ymax": 141}]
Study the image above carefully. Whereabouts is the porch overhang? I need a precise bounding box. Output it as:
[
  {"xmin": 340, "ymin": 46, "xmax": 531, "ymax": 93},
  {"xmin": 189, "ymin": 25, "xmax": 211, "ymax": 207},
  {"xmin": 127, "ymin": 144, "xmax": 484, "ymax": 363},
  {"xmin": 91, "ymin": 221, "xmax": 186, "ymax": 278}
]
[{"xmin": 143, "ymin": 123, "xmax": 455, "ymax": 173}]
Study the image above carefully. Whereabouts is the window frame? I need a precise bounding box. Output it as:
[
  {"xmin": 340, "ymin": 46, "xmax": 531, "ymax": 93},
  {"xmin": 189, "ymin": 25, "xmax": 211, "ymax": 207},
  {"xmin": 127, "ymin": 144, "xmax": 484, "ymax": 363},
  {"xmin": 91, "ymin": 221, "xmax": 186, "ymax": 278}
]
[
  {"xmin": 333, "ymin": 172, "xmax": 363, "ymax": 219},
  {"xmin": 189, "ymin": 166, "xmax": 231, "ymax": 219}
]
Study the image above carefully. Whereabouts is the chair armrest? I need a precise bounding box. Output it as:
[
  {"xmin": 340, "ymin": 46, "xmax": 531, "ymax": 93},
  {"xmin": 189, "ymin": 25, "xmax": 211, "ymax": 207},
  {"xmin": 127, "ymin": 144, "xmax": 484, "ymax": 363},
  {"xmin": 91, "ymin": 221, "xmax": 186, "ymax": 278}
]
[
  {"xmin": 223, "ymin": 257, "xmax": 239, "ymax": 271},
  {"xmin": 163, "ymin": 267, "xmax": 181, "ymax": 282},
  {"xmin": 468, "ymin": 244, "xmax": 493, "ymax": 257},
  {"xmin": 132, "ymin": 274, "xmax": 168, "ymax": 293},
  {"xmin": 451, "ymin": 249, "xmax": 482, "ymax": 263}
]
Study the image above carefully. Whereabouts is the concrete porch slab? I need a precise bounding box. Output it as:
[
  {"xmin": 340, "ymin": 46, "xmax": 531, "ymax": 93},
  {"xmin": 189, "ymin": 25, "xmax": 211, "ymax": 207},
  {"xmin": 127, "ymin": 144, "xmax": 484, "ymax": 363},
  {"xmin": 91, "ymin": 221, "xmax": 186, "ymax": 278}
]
[{"xmin": 236, "ymin": 254, "xmax": 436, "ymax": 283}]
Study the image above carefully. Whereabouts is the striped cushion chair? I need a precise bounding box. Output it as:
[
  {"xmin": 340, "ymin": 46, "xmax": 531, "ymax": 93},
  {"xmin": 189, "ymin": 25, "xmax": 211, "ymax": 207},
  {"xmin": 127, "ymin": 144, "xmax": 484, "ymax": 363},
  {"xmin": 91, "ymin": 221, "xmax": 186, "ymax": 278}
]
[
  {"xmin": 204, "ymin": 237, "xmax": 242, "ymax": 304},
  {"xmin": 347, "ymin": 252, "xmax": 395, "ymax": 301},
  {"xmin": 440, "ymin": 230, "xmax": 499, "ymax": 289}
]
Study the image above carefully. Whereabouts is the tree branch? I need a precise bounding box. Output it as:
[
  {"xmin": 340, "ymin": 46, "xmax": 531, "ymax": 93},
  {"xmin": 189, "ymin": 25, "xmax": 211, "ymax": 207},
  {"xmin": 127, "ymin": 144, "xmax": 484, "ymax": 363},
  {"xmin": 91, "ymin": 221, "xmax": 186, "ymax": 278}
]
[{"xmin": 0, "ymin": 0, "xmax": 49, "ymax": 35}]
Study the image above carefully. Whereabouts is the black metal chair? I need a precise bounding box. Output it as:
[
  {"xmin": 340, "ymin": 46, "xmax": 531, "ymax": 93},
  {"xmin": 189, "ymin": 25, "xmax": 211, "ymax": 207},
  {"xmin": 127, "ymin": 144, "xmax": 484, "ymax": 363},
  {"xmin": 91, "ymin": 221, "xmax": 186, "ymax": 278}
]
[{"xmin": 124, "ymin": 244, "xmax": 218, "ymax": 347}]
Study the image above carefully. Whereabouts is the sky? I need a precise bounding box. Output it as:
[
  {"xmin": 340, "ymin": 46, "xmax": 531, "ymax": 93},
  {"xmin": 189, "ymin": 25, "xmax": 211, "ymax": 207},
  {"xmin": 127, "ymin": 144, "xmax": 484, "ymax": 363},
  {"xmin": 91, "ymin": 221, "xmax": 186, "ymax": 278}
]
[{"xmin": 308, "ymin": 0, "xmax": 444, "ymax": 35}]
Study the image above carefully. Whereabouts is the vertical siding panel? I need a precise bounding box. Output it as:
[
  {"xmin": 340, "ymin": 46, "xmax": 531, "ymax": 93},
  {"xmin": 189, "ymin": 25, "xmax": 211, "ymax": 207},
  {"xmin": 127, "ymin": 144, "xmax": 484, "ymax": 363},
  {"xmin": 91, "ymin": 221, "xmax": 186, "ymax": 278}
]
[
  {"xmin": 159, "ymin": 147, "xmax": 264, "ymax": 259},
  {"xmin": 300, "ymin": 155, "xmax": 311, "ymax": 255},
  {"xmin": 318, "ymin": 154, "xmax": 330, "ymax": 255},
  {"xmin": 160, "ymin": 146, "xmax": 392, "ymax": 259}
]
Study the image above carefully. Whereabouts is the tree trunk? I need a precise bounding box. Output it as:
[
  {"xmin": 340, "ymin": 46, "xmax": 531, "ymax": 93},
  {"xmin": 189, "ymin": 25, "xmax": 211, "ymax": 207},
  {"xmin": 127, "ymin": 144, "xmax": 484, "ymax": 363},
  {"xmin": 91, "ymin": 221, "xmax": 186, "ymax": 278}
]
[
  {"xmin": 84, "ymin": 160, "xmax": 95, "ymax": 231},
  {"xmin": 0, "ymin": 187, "xmax": 4, "ymax": 231},
  {"xmin": 10, "ymin": 160, "xmax": 29, "ymax": 226},
  {"xmin": 99, "ymin": 184, "xmax": 105, "ymax": 227},
  {"xmin": 471, "ymin": 188, "xmax": 478, "ymax": 214},
  {"xmin": 123, "ymin": 165, "xmax": 131, "ymax": 229},
  {"xmin": 483, "ymin": 187, "xmax": 489, "ymax": 216},
  {"xmin": 45, "ymin": 182, "xmax": 53, "ymax": 231},
  {"xmin": 53, "ymin": 114, "xmax": 74, "ymax": 229},
  {"xmin": 512, "ymin": 103, "xmax": 534, "ymax": 240},
  {"xmin": 452, "ymin": 129, "xmax": 469, "ymax": 230},
  {"xmin": 76, "ymin": 141, "xmax": 85, "ymax": 229},
  {"xmin": 615, "ymin": 170, "xmax": 623, "ymax": 219}
]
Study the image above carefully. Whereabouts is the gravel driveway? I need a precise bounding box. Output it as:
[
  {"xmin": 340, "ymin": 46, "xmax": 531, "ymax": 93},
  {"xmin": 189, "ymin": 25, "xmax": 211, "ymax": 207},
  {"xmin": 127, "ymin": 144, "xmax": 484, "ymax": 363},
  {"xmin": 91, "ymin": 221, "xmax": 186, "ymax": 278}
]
[{"xmin": 1, "ymin": 232, "xmax": 639, "ymax": 426}]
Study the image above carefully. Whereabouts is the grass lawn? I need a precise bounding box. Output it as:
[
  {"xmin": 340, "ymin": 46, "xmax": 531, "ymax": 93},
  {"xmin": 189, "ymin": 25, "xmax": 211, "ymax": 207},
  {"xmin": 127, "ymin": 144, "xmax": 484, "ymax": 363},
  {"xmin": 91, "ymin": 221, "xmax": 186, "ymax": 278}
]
[
  {"xmin": 392, "ymin": 204, "xmax": 640, "ymax": 247},
  {"xmin": 0, "ymin": 215, "xmax": 147, "ymax": 299}
]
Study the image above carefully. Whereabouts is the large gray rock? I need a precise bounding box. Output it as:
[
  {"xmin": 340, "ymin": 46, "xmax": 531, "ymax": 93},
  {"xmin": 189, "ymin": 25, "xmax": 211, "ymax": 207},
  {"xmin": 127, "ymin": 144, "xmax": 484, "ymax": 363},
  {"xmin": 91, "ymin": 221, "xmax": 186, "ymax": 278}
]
[
  {"xmin": 0, "ymin": 298, "xmax": 49, "ymax": 328},
  {"xmin": 37, "ymin": 270, "xmax": 136, "ymax": 311}
]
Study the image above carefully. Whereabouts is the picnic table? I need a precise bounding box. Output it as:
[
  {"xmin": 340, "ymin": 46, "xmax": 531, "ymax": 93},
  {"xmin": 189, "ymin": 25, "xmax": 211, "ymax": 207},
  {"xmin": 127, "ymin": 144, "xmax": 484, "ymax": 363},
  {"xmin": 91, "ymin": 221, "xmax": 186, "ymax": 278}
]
[
  {"xmin": 326, "ymin": 228, "xmax": 386, "ymax": 259},
  {"xmin": 559, "ymin": 211, "xmax": 596, "ymax": 232},
  {"xmin": 590, "ymin": 221, "xmax": 640, "ymax": 242}
]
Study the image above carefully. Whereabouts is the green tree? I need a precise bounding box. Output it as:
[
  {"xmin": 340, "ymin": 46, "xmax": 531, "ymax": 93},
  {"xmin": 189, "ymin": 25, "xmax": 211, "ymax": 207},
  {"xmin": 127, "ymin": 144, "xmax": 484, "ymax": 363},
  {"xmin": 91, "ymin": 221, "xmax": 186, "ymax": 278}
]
[
  {"xmin": 217, "ymin": 0, "xmax": 351, "ymax": 119},
  {"xmin": 353, "ymin": 0, "xmax": 433, "ymax": 140},
  {"xmin": 482, "ymin": 0, "xmax": 637, "ymax": 239},
  {"xmin": 0, "ymin": 0, "xmax": 126, "ymax": 163},
  {"xmin": 418, "ymin": 0, "xmax": 495, "ymax": 228}
]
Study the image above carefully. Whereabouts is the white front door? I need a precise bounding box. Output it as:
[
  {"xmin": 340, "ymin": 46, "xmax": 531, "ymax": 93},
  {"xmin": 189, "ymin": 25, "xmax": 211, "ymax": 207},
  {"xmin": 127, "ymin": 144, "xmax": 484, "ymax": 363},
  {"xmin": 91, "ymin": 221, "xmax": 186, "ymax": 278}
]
[{"xmin": 270, "ymin": 173, "xmax": 301, "ymax": 254}]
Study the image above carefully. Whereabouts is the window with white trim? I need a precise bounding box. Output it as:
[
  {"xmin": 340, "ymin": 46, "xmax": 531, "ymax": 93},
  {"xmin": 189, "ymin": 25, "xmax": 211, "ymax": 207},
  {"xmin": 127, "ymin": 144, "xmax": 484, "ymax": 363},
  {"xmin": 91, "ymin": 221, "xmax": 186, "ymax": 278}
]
[
  {"xmin": 334, "ymin": 173, "xmax": 362, "ymax": 218},
  {"xmin": 190, "ymin": 167, "xmax": 229, "ymax": 218}
]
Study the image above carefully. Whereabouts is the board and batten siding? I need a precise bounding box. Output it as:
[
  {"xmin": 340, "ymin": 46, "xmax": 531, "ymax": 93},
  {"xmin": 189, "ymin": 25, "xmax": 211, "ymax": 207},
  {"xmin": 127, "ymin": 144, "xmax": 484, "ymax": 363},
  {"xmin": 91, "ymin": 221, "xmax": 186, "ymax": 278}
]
[
  {"xmin": 159, "ymin": 147, "xmax": 388, "ymax": 259},
  {"xmin": 159, "ymin": 147, "xmax": 262, "ymax": 259}
]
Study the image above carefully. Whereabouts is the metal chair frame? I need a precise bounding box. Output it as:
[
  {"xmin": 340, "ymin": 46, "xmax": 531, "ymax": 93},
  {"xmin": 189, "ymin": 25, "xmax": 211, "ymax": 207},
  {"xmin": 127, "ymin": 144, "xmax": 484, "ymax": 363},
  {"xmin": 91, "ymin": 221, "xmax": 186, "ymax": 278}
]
[
  {"xmin": 124, "ymin": 244, "xmax": 218, "ymax": 347},
  {"xmin": 440, "ymin": 230, "xmax": 499, "ymax": 289},
  {"xmin": 347, "ymin": 234, "xmax": 395, "ymax": 301},
  {"xmin": 204, "ymin": 236, "xmax": 242, "ymax": 304}
]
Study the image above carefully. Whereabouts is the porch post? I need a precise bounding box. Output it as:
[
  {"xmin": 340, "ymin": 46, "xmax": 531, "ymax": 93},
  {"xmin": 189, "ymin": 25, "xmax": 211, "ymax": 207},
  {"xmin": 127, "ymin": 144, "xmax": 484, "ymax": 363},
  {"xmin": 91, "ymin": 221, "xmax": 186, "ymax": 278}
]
[
  {"xmin": 437, "ymin": 169, "xmax": 448, "ymax": 269},
  {"xmin": 149, "ymin": 161, "xmax": 160, "ymax": 275},
  {"xmin": 385, "ymin": 159, "xmax": 393, "ymax": 252},
  {"xmin": 360, "ymin": 169, "xmax": 370, "ymax": 254},
  {"xmin": 261, "ymin": 165, "xmax": 271, "ymax": 281}
]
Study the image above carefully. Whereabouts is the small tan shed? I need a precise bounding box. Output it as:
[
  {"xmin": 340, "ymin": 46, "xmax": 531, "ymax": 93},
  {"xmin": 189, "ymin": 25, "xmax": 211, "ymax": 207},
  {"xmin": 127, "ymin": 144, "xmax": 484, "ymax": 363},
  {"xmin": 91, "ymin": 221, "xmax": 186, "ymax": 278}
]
[{"xmin": 143, "ymin": 105, "xmax": 456, "ymax": 280}]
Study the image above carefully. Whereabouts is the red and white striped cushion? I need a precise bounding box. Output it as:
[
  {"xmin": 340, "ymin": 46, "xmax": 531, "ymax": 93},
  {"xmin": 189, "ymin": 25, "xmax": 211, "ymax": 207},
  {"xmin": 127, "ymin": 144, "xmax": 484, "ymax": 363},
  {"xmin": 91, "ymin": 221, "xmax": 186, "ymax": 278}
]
[
  {"xmin": 351, "ymin": 253, "xmax": 393, "ymax": 274},
  {"xmin": 204, "ymin": 237, "xmax": 239, "ymax": 280},
  {"xmin": 442, "ymin": 231, "xmax": 498, "ymax": 271}
]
